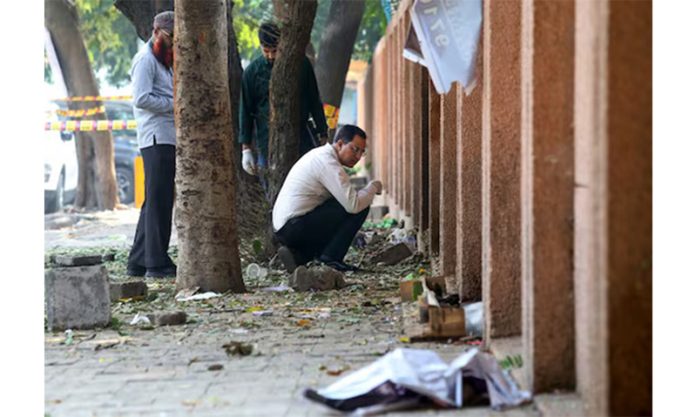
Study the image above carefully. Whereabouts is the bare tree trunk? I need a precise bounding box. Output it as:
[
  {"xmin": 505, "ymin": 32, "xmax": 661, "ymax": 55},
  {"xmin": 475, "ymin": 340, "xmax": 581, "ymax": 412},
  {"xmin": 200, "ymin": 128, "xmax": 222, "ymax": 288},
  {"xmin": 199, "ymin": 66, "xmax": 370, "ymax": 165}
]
[
  {"xmin": 114, "ymin": 0, "xmax": 174, "ymax": 41},
  {"xmin": 174, "ymin": 0, "xmax": 245, "ymax": 293},
  {"xmin": 45, "ymin": 0, "xmax": 119, "ymax": 210},
  {"xmin": 268, "ymin": 0, "xmax": 318, "ymax": 205},
  {"xmin": 315, "ymin": 0, "xmax": 366, "ymax": 112}
]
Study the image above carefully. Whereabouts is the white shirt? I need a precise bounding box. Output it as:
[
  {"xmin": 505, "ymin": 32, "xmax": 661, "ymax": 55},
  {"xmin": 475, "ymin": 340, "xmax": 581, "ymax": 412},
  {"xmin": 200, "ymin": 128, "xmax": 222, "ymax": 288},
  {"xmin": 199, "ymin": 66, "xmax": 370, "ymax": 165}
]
[{"xmin": 272, "ymin": 144, "xmax": 378, "ymax": 231}]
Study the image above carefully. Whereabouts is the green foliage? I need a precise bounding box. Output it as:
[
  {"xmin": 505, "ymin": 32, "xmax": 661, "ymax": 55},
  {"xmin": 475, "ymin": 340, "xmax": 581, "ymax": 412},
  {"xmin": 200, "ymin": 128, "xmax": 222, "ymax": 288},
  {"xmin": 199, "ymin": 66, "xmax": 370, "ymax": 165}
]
[
  {"xmin": 362, "ymin": 217, "xmax": 398, "ymax": 229},
  {"xmin": 252, "ymin": 238, "xmax": 263, "ymax": 256},
  {"xmin": 234, "ymin": 0, "xmax": 385, "ymax": 64},
  {"xmin": 233, "ymin": 0, "xmax": 274, "ymax": 63},
  {"xmin": 499, "ymin": 354, "xmax": 524, "ymax": 370},
  {"xmin": 75, "ymin": 0, "xmax": 140, "ymax": 87},
  {"xmin": 353, "ymin": 0, "xmax": 387, "ymax": 62}
]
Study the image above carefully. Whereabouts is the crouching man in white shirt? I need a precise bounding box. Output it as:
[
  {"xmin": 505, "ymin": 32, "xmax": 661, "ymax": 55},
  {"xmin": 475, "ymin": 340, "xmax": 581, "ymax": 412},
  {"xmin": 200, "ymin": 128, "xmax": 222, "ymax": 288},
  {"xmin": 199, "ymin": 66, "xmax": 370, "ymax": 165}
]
[{"xmin": 272, "ymin": 125, "xmax": 382, "ymax": 272}]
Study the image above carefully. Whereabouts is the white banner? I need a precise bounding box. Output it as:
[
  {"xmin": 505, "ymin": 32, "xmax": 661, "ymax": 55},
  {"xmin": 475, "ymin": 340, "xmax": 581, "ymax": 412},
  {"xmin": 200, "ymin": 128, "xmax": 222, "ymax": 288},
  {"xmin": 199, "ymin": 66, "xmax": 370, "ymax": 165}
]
[{"xmin": 407, "ymin": 0, "xmax": 482, "ymax": 95}]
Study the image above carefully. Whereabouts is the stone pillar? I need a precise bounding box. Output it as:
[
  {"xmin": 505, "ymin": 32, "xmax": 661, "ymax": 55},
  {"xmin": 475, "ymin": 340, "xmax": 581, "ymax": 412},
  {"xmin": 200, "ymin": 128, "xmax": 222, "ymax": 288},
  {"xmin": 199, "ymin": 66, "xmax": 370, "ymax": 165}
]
[
  {"xmin": 456, "ymin": 69, "xmax": 483, "ymax": 301},
  {"xmin": 386, "ymin": 32, "xmax": 394, "ymax": 197},
  {"xmin": 410, "ymin": 63, "xmax": 425, "ymax": 233},
  {"xmin": 403, "ymin": 60, "xmax": 413, "ymax": 220},
  {"xmin": 394, "ymin": 24, "xmax": 402, "ymax": 212},
  {"xmin": 520, "ymin": 0, "xmax": 576, "ymax": 393},
  {"xmin": 378, "ymin": 45, "xmax": 388, "ymax": 186},
  {"xmin": 574, "ymin": 1, "xmax": 652, "ymax": 415},
  {"xmin": 481, "ymin": 0, "xmax": 522, "ymax": 339},
  {"xmin": 428, "ymin": 82, "xmax": 441, "ymax": 260},
  {"xmin": 439, "ymin": 89, "xmax": 458, "ymax": 292},
  {"xmin": 417, "ymin": 67, "xmax": 430, "ymax": 246}
]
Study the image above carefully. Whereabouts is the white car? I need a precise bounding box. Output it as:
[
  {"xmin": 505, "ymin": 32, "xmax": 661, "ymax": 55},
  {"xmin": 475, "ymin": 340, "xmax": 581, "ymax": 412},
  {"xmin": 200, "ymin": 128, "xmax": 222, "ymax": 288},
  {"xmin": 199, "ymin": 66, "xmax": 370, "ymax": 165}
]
[{"xmin": 44, "ymin": 102, "xmax": 78, "ymax": 213}]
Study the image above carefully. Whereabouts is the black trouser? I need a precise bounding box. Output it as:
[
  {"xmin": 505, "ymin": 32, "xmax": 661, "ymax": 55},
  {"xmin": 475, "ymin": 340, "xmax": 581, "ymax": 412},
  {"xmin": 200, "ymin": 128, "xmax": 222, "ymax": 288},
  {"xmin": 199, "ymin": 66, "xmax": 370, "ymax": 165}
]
[
  {"xmin": 275, "ymin": 198, "xmax": 369, "ymax": 265},
  {"xmin": 127, "ymin": 142, "xmax": 176, "ymax": 270}
]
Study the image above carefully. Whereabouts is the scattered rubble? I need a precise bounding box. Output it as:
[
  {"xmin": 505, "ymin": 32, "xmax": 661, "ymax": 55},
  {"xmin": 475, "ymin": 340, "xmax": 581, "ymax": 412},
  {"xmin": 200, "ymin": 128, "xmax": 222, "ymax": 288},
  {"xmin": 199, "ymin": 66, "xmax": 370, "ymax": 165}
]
[
  {"xmin": 110, "ymin": 280, "xmax": 148, "ymax": 302},
  {"xmin": 223, "ymin": 341, "xmax": 253, "ymax": 356},
  {"xmin": 146, "ymin": 311, "xmax": 187, "ymax": 326},
  {"xmin": 369, "ymin": 242, "xmax": 413, "ymax": 266},
  {"xmin": 289, "ymin": 266, "xmax": 347, "ymax": 292}
]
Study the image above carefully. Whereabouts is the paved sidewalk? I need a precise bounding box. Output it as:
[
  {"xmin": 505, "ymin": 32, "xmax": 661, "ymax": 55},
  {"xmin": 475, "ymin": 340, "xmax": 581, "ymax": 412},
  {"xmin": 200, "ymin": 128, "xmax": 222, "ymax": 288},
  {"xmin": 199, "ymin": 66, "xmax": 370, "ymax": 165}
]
[{"xmin": 45, "ymin": 210, "xmax": 537, "ymax": 417}]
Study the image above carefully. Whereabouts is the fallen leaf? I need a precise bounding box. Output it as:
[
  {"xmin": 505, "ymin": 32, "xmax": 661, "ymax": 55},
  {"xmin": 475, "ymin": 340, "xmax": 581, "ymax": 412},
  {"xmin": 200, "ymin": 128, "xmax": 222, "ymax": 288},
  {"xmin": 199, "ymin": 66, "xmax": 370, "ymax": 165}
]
[
  {"xmin": 326, "ymin": 365, "xmax": 351, "ymax": 376},
  {"xmin": 296, "ymin": 319, "xmax": 312, "ymax": 327}
]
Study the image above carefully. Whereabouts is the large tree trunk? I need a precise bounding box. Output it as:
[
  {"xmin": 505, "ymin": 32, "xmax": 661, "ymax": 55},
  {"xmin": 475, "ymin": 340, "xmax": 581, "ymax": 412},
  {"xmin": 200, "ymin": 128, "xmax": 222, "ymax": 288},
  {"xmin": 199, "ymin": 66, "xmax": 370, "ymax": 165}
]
[
  {"xmin": 268, "ymin": 0, "xmax": 318, "ymax": 205},
  {"xmin": 116, "ymin": 0, "xmax": 266, "ymax": 241},
  {"xmin": 114, "ymin": 0, "xmax": 174, "ymax": 41},
  {"xmin": 315, "ymin": 0, "xmax": 366, "ymax": 129},
  {"xmin": 173, "ymin": 0, "xmax": 245, "ymax": 293},
  {"xmin": 45, "ymin": 0, "xmax": 119, "ymax": 210}
]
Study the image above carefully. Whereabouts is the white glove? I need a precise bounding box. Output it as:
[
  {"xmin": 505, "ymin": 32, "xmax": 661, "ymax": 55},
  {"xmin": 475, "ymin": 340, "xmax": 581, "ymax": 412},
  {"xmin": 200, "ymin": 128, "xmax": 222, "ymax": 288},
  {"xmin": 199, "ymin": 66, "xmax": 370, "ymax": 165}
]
[
  {"xmin": 368, "ymin": 180, "xmax": 383, "ymax": 195},
  {"xmin": 242, "ymin": 149, "xmax": 257, "ymax": 175}
]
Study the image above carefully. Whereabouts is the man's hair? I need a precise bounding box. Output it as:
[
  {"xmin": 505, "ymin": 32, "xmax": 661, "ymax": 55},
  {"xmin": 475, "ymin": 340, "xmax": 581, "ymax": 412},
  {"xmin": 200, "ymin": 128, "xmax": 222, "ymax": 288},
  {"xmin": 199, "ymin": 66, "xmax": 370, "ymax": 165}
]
[
  {"xmin": 333, "ymin": 124, "xmax": 367, "ymax": 144},
  {"xmin": 259, "ymin": 22, "xmax": 280, "ymax": 48},
  {"xmin": 153, "ymin": 11, "xmax": 175, "ymax": 33}
]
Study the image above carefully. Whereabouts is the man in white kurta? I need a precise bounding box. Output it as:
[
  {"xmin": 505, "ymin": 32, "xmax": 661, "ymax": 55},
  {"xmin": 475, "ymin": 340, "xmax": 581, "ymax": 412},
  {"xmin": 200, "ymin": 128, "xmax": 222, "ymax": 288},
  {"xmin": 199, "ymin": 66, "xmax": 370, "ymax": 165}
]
[{"xmin": 272, "ymin": 125, "xmax": 382, "ymax": 272}]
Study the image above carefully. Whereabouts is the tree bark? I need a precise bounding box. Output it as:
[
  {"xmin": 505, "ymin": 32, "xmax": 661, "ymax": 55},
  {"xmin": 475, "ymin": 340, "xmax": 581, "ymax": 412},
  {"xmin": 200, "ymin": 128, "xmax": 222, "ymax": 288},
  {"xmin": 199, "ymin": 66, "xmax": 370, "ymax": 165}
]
[
  {"xmin": 113, "ymin": 0, "xmax": 174, "ymax": 41},
  {"xmin": 315, "ymin": 0, "xmax": 366, "ymax": 109},
  {"xmin": 227, "ymin": 0, "xmax": 268, "ymax": 240},
  {"xmin": 45, "ymin": 0, "xmax": 119, "ymax": 210},
  {"xmin": 173, "ymin": 0, "xmax": 245, "ymax": 293},
  {"xmin": 268, "ymin": 0, "xmax": 318, "ymax": 205}
]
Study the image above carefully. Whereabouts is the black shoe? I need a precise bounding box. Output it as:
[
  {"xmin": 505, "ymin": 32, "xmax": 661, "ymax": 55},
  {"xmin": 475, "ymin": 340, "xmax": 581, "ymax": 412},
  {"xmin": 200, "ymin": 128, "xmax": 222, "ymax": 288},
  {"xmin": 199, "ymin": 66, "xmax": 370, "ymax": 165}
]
[
  {"xmin": 277, "ymin": 246, "xmax": 299, "ymax": 273},
  {"xmin": 318, "ymin": 257, "xmax": 359, "ymax": 272},
  {"xmin": 126, "ymin": 265, "xmax": 146, "ymax": 277},
  {"xmin": 145, "ymin": 265, "xmax": 177, "ymax": 278}
]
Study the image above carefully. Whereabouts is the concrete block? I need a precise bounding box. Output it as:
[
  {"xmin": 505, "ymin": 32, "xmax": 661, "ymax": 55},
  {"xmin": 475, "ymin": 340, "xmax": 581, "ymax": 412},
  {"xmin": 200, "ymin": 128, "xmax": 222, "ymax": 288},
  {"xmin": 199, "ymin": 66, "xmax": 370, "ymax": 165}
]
[
  {"xmin": 370, "ymin": 242, "xmax": 412, "ymax": 265},
  {"xmin": 288, "ymin": 266, "xmax": 346, "ymax": 292},
  {"xmin": 45, "ymin": 265, "xmax": 111, "ymax": 331},
  {"xmin": 110, "ymin": 281, "xmax": 148, "ymax": 302},
  {"xmin": 147, "ymin": 311, "xmax": 187, "ymax": 326},
  {"xmin": 52, "ymin": 254, "xmax": 104, "ymax": 267}
]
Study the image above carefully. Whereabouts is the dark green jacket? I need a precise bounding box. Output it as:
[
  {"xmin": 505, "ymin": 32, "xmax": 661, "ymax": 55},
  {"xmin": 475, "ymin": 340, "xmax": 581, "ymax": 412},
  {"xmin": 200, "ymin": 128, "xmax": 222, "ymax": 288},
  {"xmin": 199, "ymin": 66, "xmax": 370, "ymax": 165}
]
[{"xmin": 239, "ymin": 55, "xmax": 328, "ymax": 159}]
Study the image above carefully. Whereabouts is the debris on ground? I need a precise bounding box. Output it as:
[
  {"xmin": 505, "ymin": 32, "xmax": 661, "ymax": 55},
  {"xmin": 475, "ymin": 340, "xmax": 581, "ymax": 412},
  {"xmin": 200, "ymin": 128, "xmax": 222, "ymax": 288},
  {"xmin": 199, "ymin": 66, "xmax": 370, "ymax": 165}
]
[
  {"xmin": 110, "ymin": 280, "xmax": 148, "ymax": 302},
  {"xmin": 63, "ymin": 329, "xmax": 73, "ymax": 345},
  {"xmin": 245, "ymin": 263, "xmax": 268, "ymax": 280},
  {"xmin": 147, "ymin": 311, "xmax": 187, "ymax": 326},
  {"xmin": 129, "ymin": 313, "xmax": 151, "ymax": 326},
  {"xmin": 260, "ymin": 284, "xmax": 293, "ymax": 292},
  {"xmin": 369, "ymin": 242, "xmax": 413, "ymax": 266},
  {"xmin": 289, "ymin": 265, "xmax": 347, "ymax": 292},
  {"xmin": 223, "ymin": 341, "xmax": 253, "ymax": 356},
  {"xmin": 304, "ymin": 348, "xmax": 531, "ymax": 414},
  {"xmin": 175, "ymin": 288, "xmax": 221, "ymax": 302}
]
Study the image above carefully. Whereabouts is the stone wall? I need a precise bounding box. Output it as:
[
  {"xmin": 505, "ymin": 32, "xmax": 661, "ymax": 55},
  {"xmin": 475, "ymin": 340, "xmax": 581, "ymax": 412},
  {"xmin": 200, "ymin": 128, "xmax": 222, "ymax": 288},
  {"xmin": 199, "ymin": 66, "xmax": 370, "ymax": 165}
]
[{"xmin": 356, "ymin": 0, "xmax": 651, "ymax": 413}]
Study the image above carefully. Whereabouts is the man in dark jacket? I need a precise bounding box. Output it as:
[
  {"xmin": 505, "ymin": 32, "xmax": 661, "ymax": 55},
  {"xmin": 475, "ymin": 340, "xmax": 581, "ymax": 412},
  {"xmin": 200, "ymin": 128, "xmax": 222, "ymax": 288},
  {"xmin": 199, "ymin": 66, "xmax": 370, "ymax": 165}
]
[{"xmin": 239, "ymin": 21, "xmax": 328, "ymax": 179}]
